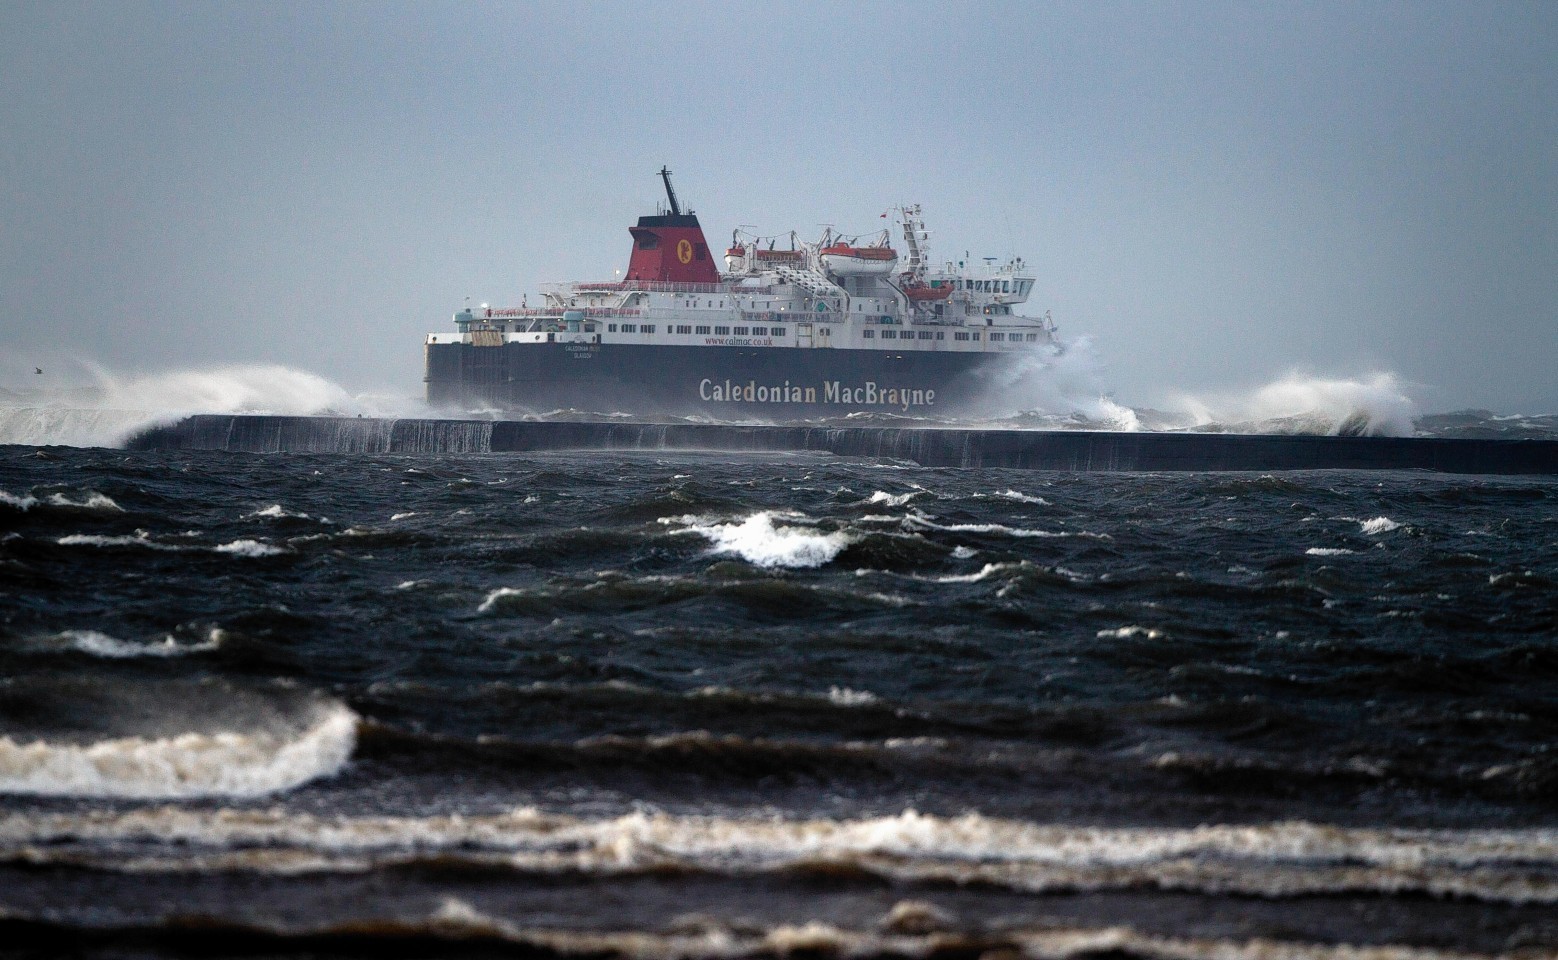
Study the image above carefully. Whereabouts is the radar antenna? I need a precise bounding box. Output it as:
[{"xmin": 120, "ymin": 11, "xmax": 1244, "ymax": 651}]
[{"xmin": 658, "ymin": 166, "xmax": 683, "ymax": 216}]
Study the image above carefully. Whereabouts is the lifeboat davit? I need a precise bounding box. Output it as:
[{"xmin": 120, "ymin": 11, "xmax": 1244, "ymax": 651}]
[
  {"xmin": 820, "ymin": 243, "xmax": 898, "ymax": 276},
  {"xmin": 902, "ymin": 281, "xmax": 952, "ymax": 301}
]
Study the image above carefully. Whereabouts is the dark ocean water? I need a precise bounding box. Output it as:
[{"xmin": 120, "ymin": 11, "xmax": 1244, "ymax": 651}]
[{"xmin": 3, "ymin": 442, "xmax": 1558, "ymax": 958}]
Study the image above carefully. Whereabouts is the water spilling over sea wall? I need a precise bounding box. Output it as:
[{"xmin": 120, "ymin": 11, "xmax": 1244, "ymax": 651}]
[{"xmin": 122, "ymin": 415, "xmax": 1558, "ymax": 473}]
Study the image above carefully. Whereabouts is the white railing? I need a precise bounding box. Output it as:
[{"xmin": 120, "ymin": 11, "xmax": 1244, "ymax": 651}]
[{"xmin": 572, "ymin": 280, "xmax": 750, "ymax": 295}]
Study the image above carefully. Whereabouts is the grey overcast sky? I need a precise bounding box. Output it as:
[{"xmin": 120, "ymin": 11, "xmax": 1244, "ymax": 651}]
[{"xmin": 2, "ymin": 0, "xmax": 1554, "ymax": 413}]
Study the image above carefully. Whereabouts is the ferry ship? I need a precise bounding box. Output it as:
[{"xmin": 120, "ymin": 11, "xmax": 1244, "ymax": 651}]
[{"xmin": 425, "ymin": 169, "xmax": 1059, "ymax": 417}]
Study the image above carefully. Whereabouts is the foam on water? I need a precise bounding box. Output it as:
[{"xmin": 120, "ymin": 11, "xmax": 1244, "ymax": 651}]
[
  {"xmin": 54, "ymin": 531, "xmax": 285, "ymax": 556},
  {"xmin": 1360, "ymin": 516, "xmax": 1403, "ymax": 535},
  {"xmin": 825, "ymin": 686, "xmax": 880, "ymax": 707},
  {"xmin": 905, "ymin": 515, "xmax": 1095, "ymax": 539},
  {"xmin": 477, "ymin": 587, "xmax": 525, "ymax": 614},
  {"xmin": 243, "ymin": 504, "xmax": 311, "ymax": 520},
  {"xmin": 0, "ymin": 490, "xmax": 39, "ymax": 511},
  {"xmin": 39, "ymin": 901, "xmax": 1511, "ymax": 960},
  {"xmin": 1097, "ymin": 626, "xmax": 1165, "ymax": 640},
  {"xmin": 50, "ymin": 491, "xmax": 122, "ymax": 510},
  {"xmin": 57, "ymin": 532, "xmax": 182, "ymax": 551},
  {"xmin": 5, "ymin": 806, "xmax": 1556, "ymax": 905},
  {"xmin": 925, "ymin": 562, "xmax": 1028, "ymax": 584},
  {"xmin": 678, "ymin": 512, "xmax": 853, "ymax": 569},
  {"xmin": 2, "ymin": 489, "xmax": 121, "ymax": 512},
  {"xmin": 38, "ymin": 629, "xmax": 223, "ymax": 659},
  {"xmin": 213, "ymin": 538, "xmax": 286, "ymax": 557},
  {"xmin": 0, "ymin": 702, "xmax": 357, "ymax": 799}
]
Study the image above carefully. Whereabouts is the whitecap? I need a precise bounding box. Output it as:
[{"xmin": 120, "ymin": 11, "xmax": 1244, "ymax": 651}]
[
  {"xmin": 1305, "ymin": 547, "xmax": 1355, "ymax": 556},
  {"xmin": 0, "ymin": 702, "xmax": 357, "ymax": 799},
  {"xmin": 1096, "ymin": 626, "xmax": 1164, "ymax": 640},
  {"xmin": 866, "ymin": 490, "xmax": 918, "ymax": 507},
  {"xmin": 826, "ymin": 687, "xmax": 880, "ymax": 707},
  {"xmin": 478, "ymin": 586, "xmax": 524, "ymax": 613},
  {"xmin": 989, "ymin": 490, "xmax": 1049, "ymax": 505},
  {"xmin": 57, "ymin": 532, "xmax": 180, "ymax": 551},
  {"xmin": 679, "ymin": 512, "xmax": 853, "ymax": 569},
  {"xmin": 928, "ymin": 562, "xmax": 1022, "ymax": 584},
  {"xmin": 243, "ymin": 504, "xmax": 311, "ymax": 520},
  {"xmin": 0, "ymin": 490, "xmax": 39, "ymax": 510},
  {"xmin": 905, "ymin": 516, "xmax": 1100, "ymax": 539},
  {"xmin": 390, "ymin": 512, "xmax": 416, "ymax": 521},
  {"xmin": 214, "ymin": 539, "xmax": 285, "ymax": 557},
  {"xmin": 46, "ymin": 491, "xmax": 122, "ymax": 511},
  {"xmin": 45, "ymin": 629, "xmax": 221, "ymax": 659},
  {"xmin": 9, "ymin": 807, "xmax": 1558, "ymax": 905},
  {"xmin": 1359, "ymin": 516, "xmax": 1402, "ymax": 535}
]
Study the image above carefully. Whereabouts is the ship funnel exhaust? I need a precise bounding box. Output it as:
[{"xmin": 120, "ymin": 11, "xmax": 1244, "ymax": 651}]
[{"xmin": 625, "ymin": 168, "xmax": 719, "ymax": 284}]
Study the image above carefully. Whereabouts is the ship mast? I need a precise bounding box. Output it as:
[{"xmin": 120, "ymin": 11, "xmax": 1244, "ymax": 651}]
[{"xmin": 659, "ymin": 166, "xmax": 683, "ymax": 216}]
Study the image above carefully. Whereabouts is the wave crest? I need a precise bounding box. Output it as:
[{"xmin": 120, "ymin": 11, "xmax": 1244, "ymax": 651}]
[
  {"xmin": 675, "ymin": 512, "xmax": 853, "ymax": 568},
  {"xmin": 0, "ymin": 701, "xmax": 356, "ymax": 799},
  {"xmin": 6, "ymin": 807, "xmax": 1557, "ymax": 905},
  {"xmin": 37, "ymin": 629, "xmax": 222, "ymax": 659}
]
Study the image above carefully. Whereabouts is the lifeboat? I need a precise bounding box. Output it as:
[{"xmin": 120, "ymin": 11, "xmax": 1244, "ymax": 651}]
[
  {"xmin": 724, "ymin": 245, "xmax": 746, "ymax": 271},
  {"xmin": 820, "ymin": 243, "xmax": 898, "ymax": 276},
  {"xmin": 902, "ymin": 281, "xmax": 952, "ymax": 301}
]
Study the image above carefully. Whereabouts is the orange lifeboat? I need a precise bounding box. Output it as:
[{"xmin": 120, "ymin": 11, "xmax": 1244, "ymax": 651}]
[{"xmin": 902, "ymin": 281, "xmax": 952, "ymax": 301}]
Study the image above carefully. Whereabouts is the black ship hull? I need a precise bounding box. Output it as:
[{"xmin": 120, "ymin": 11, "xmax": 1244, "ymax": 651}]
[{"xmin": 425, "ymin": 341, "xmax": 1040, "ymax": 418}]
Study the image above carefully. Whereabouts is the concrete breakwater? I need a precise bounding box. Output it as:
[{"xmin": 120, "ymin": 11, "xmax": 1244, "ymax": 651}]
[{"xmin": 120, "ymin": 415, "xmax": 1558, "ymax": 474}]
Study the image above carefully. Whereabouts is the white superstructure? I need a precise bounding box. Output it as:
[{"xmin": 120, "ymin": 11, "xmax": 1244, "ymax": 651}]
[{"xmin": 430, "ymin": 205, "xmax": 1056, "ymax": 355}]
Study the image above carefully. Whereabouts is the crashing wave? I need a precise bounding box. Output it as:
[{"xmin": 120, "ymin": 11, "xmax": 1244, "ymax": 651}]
[
  {"xmin": 0, "ymin": 364, "xmax": 421, "ymax": 448},
  {"xmin": 673, "ymin": 512, "xmax": 854, "ymax": 569},
  {"xmin": 0, "ymin": 700, "xmax": 357, "ymax": 799},
  {"xmin": 4, "ymin": 807, "xmax": 1557, "ymax": 905},
  {"xmin": 1166, "ymin": 372, "xmax": 1418, "ymax": 437}
]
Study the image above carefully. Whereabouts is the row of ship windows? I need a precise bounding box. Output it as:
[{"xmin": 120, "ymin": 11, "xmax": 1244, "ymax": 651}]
[
  {"xmin": 594, "ymin": 323, "xmax": 1039, "ymax": 342},
  {"xmin": 672, "ymin": 301, "xmax": 793, "ymax": 310},
  {"xmin": 864, "ymin": 330, "xmax": 1044, "ymax": 342},
  {"xmin": 608, "ymin": 323, "xmax": 791, "ymax": 337},
  {"xmin": 868, "ymin": 330, "xmax": 945, "ymax": 341},
  {"xmin": 960, "ymin": 278, "xmax": 1032, "ymax": 295}
]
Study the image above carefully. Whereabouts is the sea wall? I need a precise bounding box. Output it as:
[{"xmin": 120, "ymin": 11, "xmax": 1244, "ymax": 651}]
[{"xmin": 124, "ymin": 415, "xmax": 1558, "ymax": 474}]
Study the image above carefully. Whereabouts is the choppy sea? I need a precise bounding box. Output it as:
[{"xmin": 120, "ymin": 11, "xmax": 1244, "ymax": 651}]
[{"xmin": 3, "ymin": 437, "xmax": 1558, "ymax": 957}]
